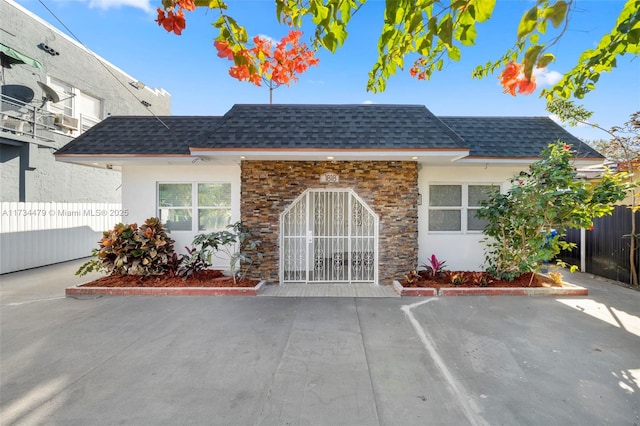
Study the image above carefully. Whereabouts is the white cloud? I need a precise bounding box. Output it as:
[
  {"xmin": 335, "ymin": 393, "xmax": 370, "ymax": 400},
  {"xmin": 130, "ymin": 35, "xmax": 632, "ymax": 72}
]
[
  {"xmin": 533, "ymin": 68, "xmax": 562, "ymax": 86},
  {"xmin": 88, "ymin": 0, "xmax": 152, "ymax": 13},
  {"xmin": 362, "ymin": 100, "xmax": 374, "ymax": 104}
]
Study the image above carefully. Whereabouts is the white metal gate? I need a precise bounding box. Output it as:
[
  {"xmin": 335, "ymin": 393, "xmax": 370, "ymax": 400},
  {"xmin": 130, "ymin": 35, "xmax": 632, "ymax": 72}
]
[{"xmin": 280, "ymin": 189, "xmax": 378, "ymax": 284}]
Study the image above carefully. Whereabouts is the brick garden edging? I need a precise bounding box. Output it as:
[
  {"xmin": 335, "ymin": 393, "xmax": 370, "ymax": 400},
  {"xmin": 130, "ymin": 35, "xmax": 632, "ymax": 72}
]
[
  {"xmin": 392, "ymin": 280, "xmax": 588, "ymax": 296},
  {"xmin": 67, "ymin": 280, "xmax": 588, "ymax": 297},
  {"xmin": 392, "ymin": 281, "xmax": 437, "ymax": 296},
  {"xmin": 66, "ymin": 280, "xmax": 266, "ymax": 297}
]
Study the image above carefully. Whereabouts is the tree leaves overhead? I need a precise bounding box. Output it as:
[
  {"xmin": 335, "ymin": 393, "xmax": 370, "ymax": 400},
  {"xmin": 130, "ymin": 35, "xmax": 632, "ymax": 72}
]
[
  {"xmin": 473, "ymin": 0, "xmax": 571, "ymax": 86},
  {"xmin": 543, "ymin": 0, "xmax": 640, "ymax": 101},
  {"xmin": 276, "ymin": 0, "xmax": 361, "ymax": 52},
  {"xmin": 546, "ymin": 99, "xmax": 594, "ymax": 127},
  {"xmin": 158, "ymin": 0, "xmax": 639, "ymax": 101},
  {"xmin": 517, "ymin": 6, "xmax": 538, "ymax": 40},
  {"xmin": 369, "ymin": 0, "xmax": 497, "ymax": 92},
  {"xmin": 545, "ymin": 1, "xmax": 568, "ymax": 28}
]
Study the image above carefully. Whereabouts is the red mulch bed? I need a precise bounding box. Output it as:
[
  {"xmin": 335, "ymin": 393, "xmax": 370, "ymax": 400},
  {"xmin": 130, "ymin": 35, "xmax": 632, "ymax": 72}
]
[
  {"xmin": 79, "ymin": 270, "xmax": 260, "ymax": 288},
  {"xmin": 400, "ymin": 271, "xmax": 557, "ymax": 289}
]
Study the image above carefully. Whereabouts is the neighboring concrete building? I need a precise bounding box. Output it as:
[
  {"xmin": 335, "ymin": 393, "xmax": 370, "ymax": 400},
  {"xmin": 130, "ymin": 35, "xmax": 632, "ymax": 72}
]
[
  {"xmin": 0, "ymin": 0, "xmax": 170, "ymax": 202},
  {"xmin": 55, "ymin": 104, "xmax": 605, "ymax": 284}
]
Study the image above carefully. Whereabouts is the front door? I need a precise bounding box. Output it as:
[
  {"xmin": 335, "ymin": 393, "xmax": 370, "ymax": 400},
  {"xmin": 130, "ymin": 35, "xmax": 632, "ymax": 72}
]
[{"xmin": 280, "ymin": 189, "xmax": 378, "ymax": 284}]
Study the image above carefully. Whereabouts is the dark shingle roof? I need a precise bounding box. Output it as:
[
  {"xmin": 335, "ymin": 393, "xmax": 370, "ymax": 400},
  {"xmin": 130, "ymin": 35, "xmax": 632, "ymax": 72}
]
[
  {"xmin": 195, "ymin": 104, "xmax": 467, "ymax": 150},
  {"xmin": 55, "ymin": 105, "xmax": 603, "ymax": 160},
  {"xmin": 55, "ymin": 116, "xmax": 222, "ymax": 155},
  {"xmin": 439, "ymin": 116, "xmax": 603, "ymax": 158}
]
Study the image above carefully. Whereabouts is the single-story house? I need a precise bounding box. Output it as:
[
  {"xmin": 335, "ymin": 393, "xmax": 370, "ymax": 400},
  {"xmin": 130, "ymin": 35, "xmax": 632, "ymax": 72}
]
[{"xmin": 55, "ymin": 104, "xmax": 603, "ymax": 285}]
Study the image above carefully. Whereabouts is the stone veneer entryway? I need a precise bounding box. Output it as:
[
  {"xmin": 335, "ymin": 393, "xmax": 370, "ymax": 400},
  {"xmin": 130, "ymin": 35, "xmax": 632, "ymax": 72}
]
[{"xmin": 240, "ymin": 161, "xmax": 418, "ymax": 285}]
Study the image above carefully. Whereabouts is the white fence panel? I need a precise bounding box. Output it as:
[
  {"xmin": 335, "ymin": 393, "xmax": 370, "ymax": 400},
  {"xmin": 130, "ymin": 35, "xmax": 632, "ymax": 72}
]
[{"xmin": 0, "ymin": 202, "xmax": 123, "ymax": 274}]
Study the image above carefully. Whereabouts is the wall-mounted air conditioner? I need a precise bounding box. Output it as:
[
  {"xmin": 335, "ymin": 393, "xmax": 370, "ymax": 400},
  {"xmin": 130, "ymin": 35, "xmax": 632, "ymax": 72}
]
[{"xmin": 54, "ymin": 113, "xmax": 79, "ymax": 131}]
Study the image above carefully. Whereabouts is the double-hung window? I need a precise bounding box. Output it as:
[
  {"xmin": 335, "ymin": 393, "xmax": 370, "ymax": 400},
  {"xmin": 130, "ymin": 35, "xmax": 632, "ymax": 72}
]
[
  {"xmin": 47, "ymin": 78, "xmax": 73, "ymax": 117},
  {"xmin": 47, "ymin": 77, "xmax": 103, "ymax": 134},
  {"xmin": 428, "ymin": 184, "xmax": 499, "ymax": 232},
  {"xmin": 77, "ymin": 91, "xmax": 102, "ymax": 132},
  {"xmin": 158, "ymin": 183, "xmax": 232, "ymax": 232}
]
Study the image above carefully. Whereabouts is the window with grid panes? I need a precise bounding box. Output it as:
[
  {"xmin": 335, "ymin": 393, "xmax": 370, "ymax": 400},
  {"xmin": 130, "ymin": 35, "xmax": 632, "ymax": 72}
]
[
  {"xmin": 428, "ymin": 184, "xmax": 499, "ymax": 232},
  {"xmin": 158, "ymin": 183, "xmax": 231, "ymax": 232},
  {"xmin": 47, "ymin": 77, "xmax": 103, "ymax": 133}
]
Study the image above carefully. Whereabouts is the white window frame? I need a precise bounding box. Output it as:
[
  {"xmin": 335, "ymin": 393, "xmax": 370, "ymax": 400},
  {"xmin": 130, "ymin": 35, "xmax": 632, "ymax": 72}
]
[
  {"xmin": 77, "ymin": 91, "xmax": 103, "ymax": 132},
  {"xmin": 46, "ymin": 76, "xmax": 103, "ymax": 135},
  {"xmin": 47, "ymin": 77, "xmax": 74, "ymax": 118},
  {"xmin": 157, "ymin": 182, "xmax": 232, "ymax": 233},
  {"xmin": 427, "ymin": 183, "xmax": 501, "ymax": 234},
  {"xmin": 80, "ymin": 113, "xmax": 100, "ymax": 132}
]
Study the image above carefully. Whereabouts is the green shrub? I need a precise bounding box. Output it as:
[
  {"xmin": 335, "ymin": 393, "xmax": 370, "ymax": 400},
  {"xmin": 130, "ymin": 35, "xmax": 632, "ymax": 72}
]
[
  {"xmin": 180, "ymin": 222, "xmax": 262, "ymax": 284},
  {"xmin": 477, "ymin": 142, "xmax": 628, "ymax": 280},
  {"xmin": 76, "ymin": 217, "xmax": 175, "ymax": 277},
  {"xmin": 177, "ymin": 244, "xmax": 213, "ymax": 280}
]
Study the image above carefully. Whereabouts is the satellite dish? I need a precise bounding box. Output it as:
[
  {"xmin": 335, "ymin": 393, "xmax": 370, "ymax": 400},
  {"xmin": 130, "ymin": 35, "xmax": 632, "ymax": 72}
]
[
  {"xmin": 37, "ymin": 81, "xmax": 60, "ymax": 103},
  {"xmin": 1, "ymin": 84, "xmax": 35, "ymax": 105}
]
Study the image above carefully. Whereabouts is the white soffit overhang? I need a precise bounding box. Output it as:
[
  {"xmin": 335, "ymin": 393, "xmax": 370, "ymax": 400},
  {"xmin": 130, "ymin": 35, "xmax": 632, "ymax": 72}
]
[
  {"xmin": 54, "ymin": 155, "xmax": 197, "ymax": 168},
  {"xmin": 188, "ymin": 148, "xmax": 471, "ymax": 163},
  {"xmin": 55, "ymin": 151, "xmax": 603, "ymax": 168}
]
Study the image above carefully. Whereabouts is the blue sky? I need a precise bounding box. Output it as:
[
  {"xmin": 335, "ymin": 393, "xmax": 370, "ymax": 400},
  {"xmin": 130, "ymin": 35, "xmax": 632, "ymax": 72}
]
[{"xmin": 16, "ymin": 0, "xmax": 640, "ymax": 142}]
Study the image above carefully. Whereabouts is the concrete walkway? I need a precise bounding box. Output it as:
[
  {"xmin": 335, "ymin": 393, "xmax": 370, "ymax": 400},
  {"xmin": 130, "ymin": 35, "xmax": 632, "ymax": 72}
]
[
  {"xmin": 259, "ymin": 282, "xmax": 400, "ymax": 297},
  {"xmin": 0, "ymin": 258, "xmax": 104, "ymax": 306},
  {"xmin": 1, "ymin": 260, "xmax": 639, "ymax": 425}
]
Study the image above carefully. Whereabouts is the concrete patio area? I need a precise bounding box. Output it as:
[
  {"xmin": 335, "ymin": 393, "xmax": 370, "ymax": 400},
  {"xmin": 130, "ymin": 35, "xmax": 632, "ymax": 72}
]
[
  {"xmin": 1, "ymin": 259, "xmax": 639, "ymax": 425},
  {"xmin": 259, "ymin": 282, "xmax": 400, "ymax": 297}
]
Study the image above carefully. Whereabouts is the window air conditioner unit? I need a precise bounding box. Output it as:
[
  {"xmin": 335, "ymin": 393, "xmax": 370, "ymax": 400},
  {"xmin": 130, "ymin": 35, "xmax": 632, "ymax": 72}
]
[{"xmin": 54, "ymin": 113, "xmax": 79, "ymax": 131}]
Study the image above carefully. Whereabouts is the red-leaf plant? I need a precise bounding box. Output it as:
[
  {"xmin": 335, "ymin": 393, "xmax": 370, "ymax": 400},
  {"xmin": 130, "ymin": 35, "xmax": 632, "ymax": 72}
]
[
  {"xmin": 421, "ymin": 254, "xmax": 447, "ymax": 279},
  {"xmin": 498, "ymin": 61, "xmax": 536, "ymax": 96},
  {"xmin": 156, "ymin": 1, "xmax": 318, "ymax": 98},
  {"xmin": 155, "ymin": 0, "xmax": 194, "ymax": 35},
  {"xmin": 215, "ymin": 31, "xmax": 319, "ymax": 102}
]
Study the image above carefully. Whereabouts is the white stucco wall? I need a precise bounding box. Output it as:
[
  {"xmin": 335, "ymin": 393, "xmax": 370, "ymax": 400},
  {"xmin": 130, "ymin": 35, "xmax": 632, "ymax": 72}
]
[
  {"xmin": 121, "ymin": 161, "xmax": 526, "ymax": 273},
  {"xmin": 418, "ymin": 164, "xmax": 525, "ymax": 271},
  {"xmin": 121, "ymin": 163, "xmax": 241, "ymax": 268}
]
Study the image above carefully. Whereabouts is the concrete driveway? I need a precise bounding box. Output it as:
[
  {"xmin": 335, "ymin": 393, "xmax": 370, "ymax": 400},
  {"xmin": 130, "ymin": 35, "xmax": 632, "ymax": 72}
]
[{"xmin": 1, "ymin": 260, "xmax": 639, "ymax": 425}]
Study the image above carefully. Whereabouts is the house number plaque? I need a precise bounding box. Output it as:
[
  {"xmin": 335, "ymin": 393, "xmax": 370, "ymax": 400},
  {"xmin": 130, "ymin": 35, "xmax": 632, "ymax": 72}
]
[{"xmin": 320, "ymin": 172, "xmax": 339, "ymax": 183}]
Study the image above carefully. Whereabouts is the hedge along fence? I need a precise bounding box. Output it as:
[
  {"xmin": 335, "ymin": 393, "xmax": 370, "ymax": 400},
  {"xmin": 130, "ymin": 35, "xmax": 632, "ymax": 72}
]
[
  {"xmin": 0, "ymin": 202, "xmax": 123, "ymax": 274},
  {"xmin": 560, "ymin": 205, "xmax": 639, "ymax": 284}
]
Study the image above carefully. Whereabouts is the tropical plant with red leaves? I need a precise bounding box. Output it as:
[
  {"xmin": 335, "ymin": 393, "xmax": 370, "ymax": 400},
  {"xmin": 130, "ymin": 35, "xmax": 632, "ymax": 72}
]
[
  {"xmin": 421, "ymin": 254, "xmax": 447, "ymax": 279},
  {"xmin": 76, "ymin": 217, "xmax": 175, "ymax": 277}
]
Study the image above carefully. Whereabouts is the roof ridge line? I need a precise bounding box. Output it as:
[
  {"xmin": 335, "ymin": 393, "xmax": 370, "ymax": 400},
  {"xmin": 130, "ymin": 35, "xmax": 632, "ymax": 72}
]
[{"xmin": 421, "ymin": 108, "xmax": 468, "ymax": 149}]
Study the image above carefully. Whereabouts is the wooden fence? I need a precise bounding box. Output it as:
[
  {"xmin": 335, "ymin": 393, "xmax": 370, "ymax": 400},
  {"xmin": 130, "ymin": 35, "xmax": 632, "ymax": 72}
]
[
  {"xmin": 560, "ymin": 205, "xmax": 638, "ymax": 283},
  {"xmin": 0, "ymin": 202, "xmax": 123, "ymax": 274}
]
